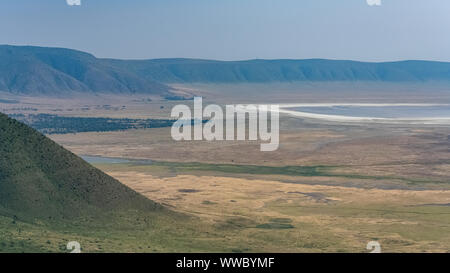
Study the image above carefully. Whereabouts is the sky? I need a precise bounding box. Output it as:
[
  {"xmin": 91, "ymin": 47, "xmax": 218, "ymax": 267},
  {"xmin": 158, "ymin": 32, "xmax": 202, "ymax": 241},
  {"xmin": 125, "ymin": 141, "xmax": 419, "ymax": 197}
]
[{"xmin": 0, "ymin": 0, "xmax": 449, "ymax": 61}]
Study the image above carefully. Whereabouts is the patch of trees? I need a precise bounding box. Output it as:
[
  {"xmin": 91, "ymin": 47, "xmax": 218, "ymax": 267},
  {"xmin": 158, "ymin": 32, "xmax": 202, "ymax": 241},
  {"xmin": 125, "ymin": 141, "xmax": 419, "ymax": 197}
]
[{"xmin": 9, "ymin": 114, "xmax": 179, "ymax": 134}]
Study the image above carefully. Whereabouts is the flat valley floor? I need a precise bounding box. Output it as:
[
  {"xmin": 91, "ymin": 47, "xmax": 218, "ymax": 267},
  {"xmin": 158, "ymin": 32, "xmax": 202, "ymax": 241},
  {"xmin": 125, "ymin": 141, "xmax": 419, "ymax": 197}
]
[{"xmin": 2, "ymin": 83, "xmax": 450, "ymax": 252}]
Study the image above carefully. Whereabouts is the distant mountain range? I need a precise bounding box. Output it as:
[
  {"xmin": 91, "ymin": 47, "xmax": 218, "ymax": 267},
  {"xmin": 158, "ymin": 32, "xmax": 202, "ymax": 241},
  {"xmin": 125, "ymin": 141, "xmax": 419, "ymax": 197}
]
[
  {"xmin": 110, "ymin": 58, "xmax": 450, "ymax": 84},
  {"xmin": 0, "ymin": 45, "xmax": 170, "ymax": 95},
  {"xmin": 1, "ymin": 45, "xmax": 450, "ymax": 95}
]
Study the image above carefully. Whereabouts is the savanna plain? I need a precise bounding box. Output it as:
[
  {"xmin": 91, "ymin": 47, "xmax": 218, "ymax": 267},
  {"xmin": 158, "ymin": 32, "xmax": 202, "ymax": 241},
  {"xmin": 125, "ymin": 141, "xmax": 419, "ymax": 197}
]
[{"xmin": 1, "ymin": 83, "xmax": 450, "ymax": 252}]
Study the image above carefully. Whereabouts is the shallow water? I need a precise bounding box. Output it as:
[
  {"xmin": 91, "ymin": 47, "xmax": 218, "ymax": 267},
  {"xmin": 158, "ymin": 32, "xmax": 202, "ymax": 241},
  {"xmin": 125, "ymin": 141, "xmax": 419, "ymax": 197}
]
[
  {"xmin": 81, "ymin": 155, "xmax": 152, "ymax": 164},
  {"xmin": 289, "ymin": 105, "xmax": 450, "ymax": 119}
]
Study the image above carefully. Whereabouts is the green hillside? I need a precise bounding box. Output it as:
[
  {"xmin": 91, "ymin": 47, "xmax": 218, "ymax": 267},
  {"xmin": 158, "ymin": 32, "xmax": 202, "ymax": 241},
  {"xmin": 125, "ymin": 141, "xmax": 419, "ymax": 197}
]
[
  {"xmin": 0, "ymin": 112, "xmax": 162, "ymax": 221},
  {"xmin": 0, "ymin": 112, "xmax": 195, "ymax": 252},
  {"xmin": 0, "ymin": 112, "xmax": 266, "ymax": 253}
]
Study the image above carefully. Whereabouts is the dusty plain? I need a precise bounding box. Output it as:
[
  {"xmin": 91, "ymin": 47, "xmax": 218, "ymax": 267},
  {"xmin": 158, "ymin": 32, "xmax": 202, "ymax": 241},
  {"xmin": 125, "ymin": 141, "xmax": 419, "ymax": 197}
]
[{"xmin": 1, "ymin": 83, "xmax": 450, "ymax": 252}]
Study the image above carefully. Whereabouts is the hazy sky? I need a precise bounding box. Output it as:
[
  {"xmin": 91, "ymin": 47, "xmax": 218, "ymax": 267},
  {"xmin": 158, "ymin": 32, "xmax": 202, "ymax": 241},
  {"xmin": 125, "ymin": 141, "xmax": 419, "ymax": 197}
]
[{"xmin": 1, "ymin": 0, "xmax": 449, "ymax": 61}]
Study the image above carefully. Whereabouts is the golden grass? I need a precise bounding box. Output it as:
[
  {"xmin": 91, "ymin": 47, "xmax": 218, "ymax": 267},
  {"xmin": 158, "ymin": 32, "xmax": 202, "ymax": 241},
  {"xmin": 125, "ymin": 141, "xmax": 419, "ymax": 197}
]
[{"xmin": 99, "ymin": 169, "xmax": 450, "ymax": 253}]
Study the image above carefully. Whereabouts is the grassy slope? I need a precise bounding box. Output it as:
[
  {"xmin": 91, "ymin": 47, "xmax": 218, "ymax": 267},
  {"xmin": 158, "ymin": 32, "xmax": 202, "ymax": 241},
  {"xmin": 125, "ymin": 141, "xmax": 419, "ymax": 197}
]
[
  {"xmin": 2, "ymin": 112, "xmax": 321, "ymax": 253},
  {"xmin": 0, "ymin": 112, "xmax": 164, "ymax": 221},
  {"xmin": 0, "ymin": 113, "xmax": 346, "ymax": 253},
  {"xmin": 0, "ymin": 112, "xmax": 199, "ymax": 252}
]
